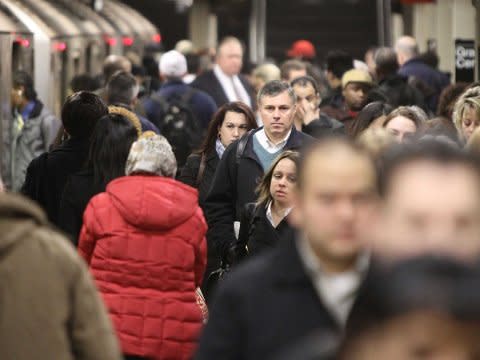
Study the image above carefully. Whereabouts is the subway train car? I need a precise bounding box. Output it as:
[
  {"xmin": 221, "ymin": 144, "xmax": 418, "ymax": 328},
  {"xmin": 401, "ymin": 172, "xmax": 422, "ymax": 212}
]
[
  {"xmin": 0, "ymin": 0, "xmax": 160, "ymax": 114},
  {"xmin": 0, "ymin": 0, "xmax": 160, "ymax": 181},
  {"xmin": 0, "ymin": 2, "xmax": 34, "ymax": 166}
]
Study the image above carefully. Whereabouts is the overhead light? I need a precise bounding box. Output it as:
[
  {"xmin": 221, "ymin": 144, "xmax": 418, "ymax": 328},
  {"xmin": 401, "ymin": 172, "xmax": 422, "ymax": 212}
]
[
  {"xmin": 122, "ymin": 36, "xmax": 134, "ymax": 46},
  {"xmin": 15, "ymin": 37, "xmax": 30, "ymax": 48},
  {"xmin": 105, "ymin": 36, "xmax": 117, "ymax": 46},
  {"xmin": 53, "ymin": 41, "xmax": 67, "ymax": 52}
]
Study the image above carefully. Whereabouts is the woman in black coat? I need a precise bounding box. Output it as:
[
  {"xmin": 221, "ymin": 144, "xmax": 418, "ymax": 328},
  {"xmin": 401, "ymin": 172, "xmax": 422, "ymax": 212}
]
[
  {"xmin": 179, "ymin": 102, "xmax": 257, "ymax": 296},
  {"xmin": 237, "ymin": 150, "xmax": 299, "ymax": 258},
  {"xmin": 178, "ymin": 101, "xmax": 258, "ymax": 207},
  {"xmin": 58, "ymin": 111, "xmax": 140, "ymax": 244}
]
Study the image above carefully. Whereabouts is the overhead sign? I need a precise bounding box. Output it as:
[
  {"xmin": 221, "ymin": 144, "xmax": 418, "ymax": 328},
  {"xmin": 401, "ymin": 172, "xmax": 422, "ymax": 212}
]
[{"xmin": 455, "ymin": 39, "xmax": 475, "ymax": 83}]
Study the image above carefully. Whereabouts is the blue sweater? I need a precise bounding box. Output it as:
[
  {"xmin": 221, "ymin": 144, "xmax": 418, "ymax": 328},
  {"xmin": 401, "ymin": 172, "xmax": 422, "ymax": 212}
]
[{"xmin": 252, "ymin": 135, "xmax": 283, "ymax": 171}]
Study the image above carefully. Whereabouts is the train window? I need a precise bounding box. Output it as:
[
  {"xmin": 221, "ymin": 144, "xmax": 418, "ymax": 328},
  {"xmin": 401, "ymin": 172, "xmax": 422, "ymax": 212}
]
[
  {"xmin": 86, "ymin": 45, "xmax": 92, "ymax": 73},
  {"xmin": 73, "ymin": 55, "xmax": 80, "ymax": 75},
  {"xmin": 11, "ymin": 42, "xmax": 21, "ymax": 72}
]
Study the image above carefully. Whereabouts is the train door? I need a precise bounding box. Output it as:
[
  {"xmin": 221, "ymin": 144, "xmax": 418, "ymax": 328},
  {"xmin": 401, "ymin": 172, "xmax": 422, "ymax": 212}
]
[
  {"xmin": 11, "ymin": 34, "xmax": 34, "ymax": 74},
  {"xmin": 0, "ymin": 34, "xmax": 13, "ymax": 176},
  {"xmin": 86, "ymin": 41, "xmax": 103, "ymax": 76},
  {"xmin": 50, "ymin": 39, "xmax": 67, "ymax": 115}
]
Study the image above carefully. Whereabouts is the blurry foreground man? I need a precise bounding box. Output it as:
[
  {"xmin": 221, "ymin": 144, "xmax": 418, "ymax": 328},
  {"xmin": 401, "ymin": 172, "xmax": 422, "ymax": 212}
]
[
  {"xmin": 341, "ymin": 257, "xmax": 480, "ymax": 359},
  {"xmin": 372, "ymin": 140, "xmax": 480, "ymax": 262},
  {"xmin": 0, "ymin": 193, "xmax": 121, "ymax": 360},
  {"xmin": 195, "ymin": 139, "xmax": 378, "ymax": 360}
]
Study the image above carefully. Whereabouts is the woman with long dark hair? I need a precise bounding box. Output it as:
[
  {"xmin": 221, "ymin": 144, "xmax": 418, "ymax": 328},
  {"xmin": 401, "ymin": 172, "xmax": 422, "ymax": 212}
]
[
  {"xmin": 179, "ymin": 101, "xmax": 257, "ymax": 297},
  {"xmin": 59, "ymin": 112, "xmax": 140, "ymax": 243},
  {"xmin": 178, "ymin": 101, "xmax": 258, "ymax": 207}
]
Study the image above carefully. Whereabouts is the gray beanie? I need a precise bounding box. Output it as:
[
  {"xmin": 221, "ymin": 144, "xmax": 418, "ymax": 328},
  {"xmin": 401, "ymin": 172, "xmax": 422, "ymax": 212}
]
[{"xmin": 125, "ymin": 135, "xmax": 177, "ymax": 177}]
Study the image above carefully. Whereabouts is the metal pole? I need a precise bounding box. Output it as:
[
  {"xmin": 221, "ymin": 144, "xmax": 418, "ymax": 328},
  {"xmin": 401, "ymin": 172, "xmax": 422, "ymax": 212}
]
[
  {"xmin": 258, "ymin": 0, "xmax": 266, "ymax": 61},
  {"xmin": 384, "ymin": 0, "xmax": 392, "ymax": 46},
  {"xmin": 249, "ymin": 0, "xmax": 266, "ymax": 63},
  {"xmin": 0, "ymin": 35, "xmax": 12, "ymax": 185},
  {"xmin": 377, "ymin": 0, "xmax": 385, "ymax": 46},
  {"xmin": 249, "ymin": 0, "xmax": 258, "ymax": 62}
]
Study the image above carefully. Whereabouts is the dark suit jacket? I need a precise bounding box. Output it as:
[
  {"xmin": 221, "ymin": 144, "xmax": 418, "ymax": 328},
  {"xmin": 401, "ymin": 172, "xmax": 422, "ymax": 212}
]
[
  {"xmin": 194, "ymin": 236, "xmax": 341, "ymax": 360},
  {"xmin": 191, "ymin": 70, "xmax": 255, "ymax": 109}
]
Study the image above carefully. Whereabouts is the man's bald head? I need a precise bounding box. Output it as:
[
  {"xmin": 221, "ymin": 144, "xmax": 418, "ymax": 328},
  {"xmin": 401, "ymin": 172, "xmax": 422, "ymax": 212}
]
[
  {"xmin": 395, "ymin": 36, "xmax": 419, "ymax": 66},
  {"xmin": 103, "ymin": 55, "xmax": 132, "ymax": 83}
]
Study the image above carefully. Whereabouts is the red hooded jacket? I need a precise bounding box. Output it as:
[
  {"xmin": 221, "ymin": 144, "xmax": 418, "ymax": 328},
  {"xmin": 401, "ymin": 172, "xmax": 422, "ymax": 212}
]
[{"xmin": 79, "ymin": 175, "xmax": 207, "ymax": 359}]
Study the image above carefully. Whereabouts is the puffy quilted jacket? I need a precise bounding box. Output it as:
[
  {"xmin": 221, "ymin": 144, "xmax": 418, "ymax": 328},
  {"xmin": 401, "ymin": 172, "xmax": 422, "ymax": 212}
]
[{"xmin": 78, "ymin": 175, "xmax": 207, "ymax": 360}]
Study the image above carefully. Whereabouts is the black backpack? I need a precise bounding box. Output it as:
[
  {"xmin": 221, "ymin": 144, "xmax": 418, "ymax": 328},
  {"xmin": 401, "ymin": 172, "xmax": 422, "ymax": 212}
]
[{"xmin": 150, "ymin": 89, "xmax": 202, "ymax": 168}]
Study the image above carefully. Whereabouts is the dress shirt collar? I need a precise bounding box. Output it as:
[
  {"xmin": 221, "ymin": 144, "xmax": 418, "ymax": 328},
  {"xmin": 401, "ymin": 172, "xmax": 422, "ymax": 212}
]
[
  {"xmin": 255, "ymin": 127, "xmax": 292, "ymax": 153},
  {"xmin": 265, "ymin": 201, "xmax": 292, "ymax": 227}
]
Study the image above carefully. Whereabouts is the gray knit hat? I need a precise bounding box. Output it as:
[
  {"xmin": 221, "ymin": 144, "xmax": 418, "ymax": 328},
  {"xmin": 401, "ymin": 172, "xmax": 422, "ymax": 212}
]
[{"xmin": 125, "ymin": 134, "xmax": 177, "ymax": 177}]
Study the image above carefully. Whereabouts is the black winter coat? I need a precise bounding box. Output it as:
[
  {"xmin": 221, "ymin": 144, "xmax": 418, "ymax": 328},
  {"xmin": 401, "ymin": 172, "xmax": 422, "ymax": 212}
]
[
  {"xmin": 238, "ymin": 202, "xmax": 295, "ymax": 257},
  {"xmin": 21, "ymin": 137, "xmax": 89, "ymax": 225},
  {"xmin": 178, "ymin": 150, "xmax": 222, "ymax": 291},
  {"xmin": 194, "ymin": 235, "xmax": 342, "ymax": 360},
  {"xmin": 204, "ymin": 127, "xmax": 310, "ymax": 258},
  {"xmin": 302, "ymin": 113, "xmax": 346, "ymax": 138},
  {"xmin": 58, "ymin": 170, "xmax": 103, "ymax": 245},
  {"xmin": 178, "ymin": 150, "xmax": 220, "ymax": 208},
  {"xmin": 371, "ymin": 74, "xmax": 427, "ymax": 111}
]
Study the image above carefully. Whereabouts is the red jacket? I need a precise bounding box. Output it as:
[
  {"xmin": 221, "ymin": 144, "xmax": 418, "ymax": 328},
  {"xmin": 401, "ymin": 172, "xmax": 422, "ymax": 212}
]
[{"xmin": 79, "ymin": 175, "xmax": 207, "ymax": 360}]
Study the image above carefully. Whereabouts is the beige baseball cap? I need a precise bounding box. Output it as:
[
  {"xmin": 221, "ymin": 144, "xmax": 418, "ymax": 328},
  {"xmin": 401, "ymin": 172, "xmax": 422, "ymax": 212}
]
[{"xmin": 341, "ymin": 69, "xmax": 373, "ymax": 89}]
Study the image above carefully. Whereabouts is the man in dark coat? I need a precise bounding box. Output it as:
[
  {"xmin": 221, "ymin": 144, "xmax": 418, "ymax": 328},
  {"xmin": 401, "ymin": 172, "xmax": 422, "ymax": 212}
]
[
  {"xmin": 320, "ymin": 50, "xmax": 354, "ymax": 110},
  {"xmin": 21, "ymin": 92, "xmax": 108, "ymax": 225},
  {"xmin": 204, "ymin": 81, "xmax": 310, "ymax": 260},
  {"xmin": 143, "ymin": 50, "xmax": 217, "ymax": 131},
  {"xmin": 291, "ymin": 75, "xmax": 345, "ymax": 137},
  {"xmin": 370, "ymin": 47, "xmax": 426, "ymax": 111},
  {"xmin": 192, "ymin": 36, "xmax": 255, "ymax": 109},
  {"xmin": 106, "ymin": 70, "xmax": 159, "ymax": 133},
  {"xmin": 195, "ymin": 138, "xmax": 378, "ymax": 360},
  {"xmin": 395, "ymin": 36, "xmax": 450, "ymax": 113}
]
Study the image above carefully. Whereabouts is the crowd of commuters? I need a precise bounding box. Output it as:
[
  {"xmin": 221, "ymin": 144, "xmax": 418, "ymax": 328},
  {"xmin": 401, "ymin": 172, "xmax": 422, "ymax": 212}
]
[{"xmin": 2, "ymin": 32, "xmax": 480, "ymax": 359}]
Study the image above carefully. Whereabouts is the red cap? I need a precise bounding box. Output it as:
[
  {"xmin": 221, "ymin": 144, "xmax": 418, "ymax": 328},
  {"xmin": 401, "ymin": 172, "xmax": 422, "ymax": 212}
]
[{"xmin": 287, "ymin": 40, "xmax": 316, "ymax": 59}]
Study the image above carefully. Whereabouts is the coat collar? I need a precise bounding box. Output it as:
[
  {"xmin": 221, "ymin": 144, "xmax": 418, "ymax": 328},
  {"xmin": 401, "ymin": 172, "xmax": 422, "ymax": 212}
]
[
  {"xmin": 205, "ymin": 149, "xmax": 220, "ymax": 164},
  {"xmin": 242, "ymin": 126, "xmax": 308, "ymax": 164}
]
